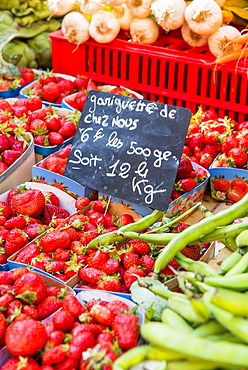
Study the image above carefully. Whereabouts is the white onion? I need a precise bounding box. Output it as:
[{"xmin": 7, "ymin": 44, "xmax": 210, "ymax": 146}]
[
  {"xmin": 151, "ymin": 0, "xmax": 186, "ymax": 32},
  {"xmin": 47, "ymin": 0, "xmax": 76, "ymax": 16},
  {"xmin": 61, "ymin": 11, "xmax": 90, "ymax": 45},
  {"xmin": 130, "ymin": 17, "xmax": 159, "ymax": 44}
]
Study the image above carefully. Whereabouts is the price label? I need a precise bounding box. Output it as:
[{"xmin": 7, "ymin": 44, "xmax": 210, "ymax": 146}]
[{"xmin": 64, "ymin": 91, "xmax": 192, "ymax": 211}]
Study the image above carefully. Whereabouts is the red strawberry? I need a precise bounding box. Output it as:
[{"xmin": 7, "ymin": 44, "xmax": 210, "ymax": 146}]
[
  {"xmin": 1, "ymin": 357, "xmax": 41, "ymax": 370},
  {"xmin": 4, "ymin": 215, "xmax": 27, "ymax": 229},
  {"xmin": 123, "ymin": 252, "xmax": 140, "ymax": 270},
  {"xmin": 75, "ymin": 91, "xmax": 87, "ymax": 111},
  {"xmin": 199, "ymin": 153, "xmax": 213, "ymax": 168},
  {"xmin": 80, "ymin": 231, "xmax": 99, "ymax": 245},
  {"xmin": 78, "ymin": 267, "xmax": 106, "ymax": 284},
  {"xmin": 92, "ymin": 199, "xmax": 108, "ymax": 213},
  {"xmin": 10, "ymin": 189, "xmax": 45, "ymax": 217},
  {"xmin": 0, "ymin": 270, "xmax": 14, "ymax": 284},
  {"xmin": 74, "ymin": 75, "xmax": 89, "ymax": 91},
  {"xmin": 23, "ymin": 223, "xmax": 47, "ymax": 240},
  {"xmin": 87, "ymin": 250, "xmax": 109, "ymax": 270},
  {"xmin": 124, "ymin": 266, "xmax": 144, "ymax": 290},
  {"xmin": 201, "ymin": 109, "xmax": 218, "ymax": 122},
  {"xmin": 117, "ymin": 213, "xmax": 134, "ymax": 227},
  {"xmin": 46, "ymin": 330, "xmax": 65, "ymax": 349},
  {"xmin": 5, "ymin": 318, "xmax": 47, "ymax": 356},
  {"xmin": 40, "ymin": 72, "xmax": 56, "ymax": 85},
  {"xmin": 42, "ymin": 83, "xmax": 61, "ymax": 102},
  {"xmin": 102, "ymin": 259, "xmax": 120, "ymax": 275},
  {"xmin": 127, "ymin": 239, "xmax": 151, "ymax": 255},
  {"xmin": 0, "ymin": 133, "xmax": 10, "ymax": 152},
  {"xmin": 30, "ymin": 119, "xmax": 48, "ymax": 136},
  {"xmin": 65, "ymin": 99, "xmax": 80, "ymax": 110},
  {"xmin": 11, "ymin": 267, "xmax": 29, "ymax": 281},
  {"xmin": 5, "ymin": 229, "xmax": 29, "ymax": 256},
  {"xmin": 188, "ymin": 133, "xmax": 205, "ymax": 151},
  {"xmin": 91, "ymin": 304, "xmax": 114, "ymax": 326},
  {"xmin": 140, "ymin": 254, "xmax": 155, "ymax": 274},
  {"xmin": 22, "ymin": 305, "xmax": 39, "ymax": 320},
  {"xmin": 44, "ymin": 156, "xmax": 67, "ymax": 173},
  {"xmin": 62, "ymin": 294, "xmax": 86, "ymax": 318},
  {"xmin": 181, "ymin": 244, "xmax": 201, "ymax": 260},
  {"xmin": 212, "ymin": 178, "xmax": 231, "ymax": 192},
  {"xmin": 42, "ymin": 344, "xmax": 68, "ymax": 364},
  {"xmin": 0, "ymin": 201, "xmax": 13, "ymax": 218},
  {"xmin": 175, "ymin": 178, "xmax": 197, "ymax": 192},
  {"xmin": 176, "ymin": 155, "xmax": 193, "ymax": 179},
  {"xmin": 221, "ymin": 137, "xmax": 239, "ymax": 155},
  {"xmin": 46, "ymin": 261, "xmax": 65, "ymax": 273},
  {"xmin": 48, "ymin": 132, "xmax": 64, "ymax": 146},
  {"xmin": 0, "ymin": 291, "xmax": 15, "ymax": 311},
  {"xmin": 112, "ymin": 312, "xmax": 139, "ymax": 350},
  {"xmin": 14, "ymin": 272, "xmax": 48, "ymax": 305},
  {"xmin": 97, "ymin": 277, "xmax": 121, "ymax": 292},
  {"xmin": 37, "ymin": 296, "xmax": 63, "ymax": 320},
  {"xmin": 106, "ymin": 300, "xmax": 130, "ymax": 316},
  {"xmin": 68, "ymin": 331, "xmax": 95, "ymax": 360},
  {"xmin": 26, "ymin": 96, "xmax": 42, "ymax": 111},
  {"xmin": 58, "ymin": 120, "xmax": 77, "ymax": 138},
  {"xmin": 2, "ymin": 150, "xmax": 22, "ymax": 166},
  {"xmin": 53, "ymin": 308, "xmax": 75, "ymax": 331},
  {"xmin": 39, "ymin": 231, "xmax": 70, "ymax": 253},
  {"xmin": 54, "ymin": 248, "xmax": 71, "ymax": 261},
  {"xmin": 45, "ymin": 192, "xmax": 60, "ymax": 206},
  {"xmin": 34, "ymin": 135, "xmax": 49, "ymax": 147},
  {"xmin": 0, "ymin": 162, "xmax": 8, "ymax": 174},
  {"xmin": 0, "ymin": 311, "xmax": 7, "ymax": 338},
  {"xmin": 229, "ymin": 147, "xmax": 248, "ymax": 167},
  {"xmin": 43, "ymin": 204, "xmax": 70, "ymax": 225},
  {"xmin": 15, "ymin": 243, "xmax": 41, "ymax": 264}
]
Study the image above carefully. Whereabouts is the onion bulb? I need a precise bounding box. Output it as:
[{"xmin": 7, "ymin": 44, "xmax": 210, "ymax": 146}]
[
  {"xmin": 99, "ymin": 0, "xmax": 126, "ymax": 6},
  {"xmin": 111, "ymin": 4, "xmax": 133, "ymax": 30},
  {"xmin": 61, "ymin": 11, "xmax": 90, "ymax": 45},
  {"xmin": 185, "ymin": 0, "xmax": 223, "ymax": 36},
  {"xmin": 126, "ymin": 0, "xmax": 153, "ymax": 19},
  {"xmin": 151, "ymin": 0, "xmax": 186, "ymax": 32},
  {"xmin": 47, "ymin": 0, "xmax": 76, "ymax": 16},
  {"xmin": 89, "ymin": 10, "xmax": 120, "ymax": 43},
  {"xmin": 181, "ymin": 22, "xmax": 208, "ymax": 47},
  {"xmin": 130, "ymin": 17, "xmax": 159, "ymax": 44},
  {"xmin": 208, "ymin": 25, "xmax": 241, "ymax": 58},
  {"xmin": 77, "ymin": 0, "xmax": 104, "ymax": 15}
]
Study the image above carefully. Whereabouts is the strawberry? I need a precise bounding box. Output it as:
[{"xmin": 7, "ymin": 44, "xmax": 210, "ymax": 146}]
[
  {"xmin": 45, "ymin": 192, "xmax": 60, "ymax": 206},
  {"xmin": 78, "ymin": 267, "xmax": 106, "ymax": 284},
  {"xmin": 91, "ymin": 304, "xmax": 114, "ymax": 326},
  {"xmin": 0, "ymin": 291, "xmax": 15, "ymax": 311},
  {"xmin": 212, "ymin": 178, "xmax": 231, "ymax": 192},
  {"xmin": 117, "ymin": 213, "xmax": 134, "ymax": 227},
  {"xmin": 0, "ymin": 133, "xmax": 10, "ymax": 152},
  {"xmin": 140, "ymin": 254, "xmax": 155, "ymax": 274},
  {"xmin": 0, "ymin": 270, "xmax": 14, "ymax": 284},
  {"xmin": 53, "ymin": 308, "xmax": 75, "ymax": 331},
  {"xmin": 199, "ymin": 153, "xmax": 213, "ymax": 168},
  {"xmin": 57, "ymin": 79, "xmax": 74, "ymax": 95},
  {"xmin": 65, "ymin": 99, "xmax": 80, "ymax": 110},
  {"xmin": 80, "ymin": 231, "xmax": 99, "ymax": 245},
  {"xmin": 229, "ymin": 147, "xmax": 248, "ymax": 167},
  {"xmin": 11, "ymin": 267, "xmax": 29, "ymax": 281},
  {"xmin": 44, "ymin": 156, "xmax": 67, "ymax": 173},
  {"xmin": 46, "ymin": 330, "xmax": 65, "ymax": 349},
  {"xmin": 87, "ymin": 250, "xmax": 109, "ymax": 270},
  {"xmin": 5, "ymin": 318, "xmax": 47, "ymax": 356},
  {"xmin": 221, "ymin": 137, "xmax": 239, "ymax": 155},
  {"xmin": 43, "ymin": 204, "xmax": 70, "ymax": 225},
  {"xmin": 23, "ymin": 223, "xmax": 47, "ymax": 240},
  {"xmin": 4, "ymin": 215, "xmax": 26, "ymax": 229},
  {"xmin": 26, "ymin": 96, "xmax": 42, "ymax": 111},
  {"xmin": 40, "ymin": 231, "xmax": 70, "ymax": 253},
  {"xmin": 176, "ymin": 155, "xmax": 193, "ymax": 179},
  {"xmin": 30, "ymin": 119, "xmax": 48, "ymax": 136},
  {"xmin": 22, "ymin": 305, "xmax": 39, "ymax": 319},
  {"xmin": 15, "ymin": 243, "xmax": 41, "ymax": 264},
  {"xmin": 2, "ymin": 150, "xmax": 22, "ymax": 166},
  {"xmin": 1, "ymin": 357, "xmax": 41, "ymax": 370},
  {"xmin": 112, "ymin": 312, "xmax": 139, "ymax": 350},
  {"xmin": 42, "ymin": 344, "xmax": 68, "ymax": 364},
  {"xmin": 58, "ymin": 120, "xmax": 77, "ymax": 138},
  {"xmin": 122, "ymin": 251, "xmax": 140, "ymax": 270},
  {"xmin": 62, "ymin": 294, "xmax": 86, "ymax": 318},
  {"xmin": 96, "ymin": 331, "xmax": 114, "ymax": 344},
  {"xmin": 57, "ymin": 144, "xmax": 72, "ymax": 159},
  {"xmin": 0, "ymin": 201, "xmax": 13, "ymax": 219},
  {"xmin": 0, "ymin": 161, "xmax": 8, "ymax": 174},
  {"xmin": 5, "ymin": 229, "xmax": 29, "ymax": 256},
  {"xmin": 201, "ymin": 109, "xmax": 218, "ymax": 122},
  {"xmin": 68, "ymin": 331, "xmax": 95, "ymax": 360},
  {"xmin": 48, "ymin": 132, "xmax": 64, "ymax": 146},
  {"xmin": 124, "ymin": 266, "xmax": 144, "ymax": 290},
  {"xmin": 175, "ymin": 178, "xmax": 196, "ymax": 192},
  {"xmin": 40, "ymin": 72, "xmax": 56, "ymax": 85},
  {"xmin": 227, "ymin": 188, "xmax": 246, "ymax": 203},
  {"xmin": 87, "ymin": 79, "xmax": 98, "ymax": 91},
  {"xmin": 5, "ymin": 299, "xmax": 22, "ymax": 320},
  {"xmin": 181, "ymin": 244, "xmax": 201, "ymax": 260},
  {"xmin": 34, "ymin": 135, "xmax": 49, "ymax": 147},
  {"xmin": 97, "ymin": 277, "xmax": 121, "ymax": 292},
  {"xmin": 42, "ymin": 83, "xmax": 61, "ymax": 102},
  {"xmin": 202, "ymin": 144, "xmax": 217, "ymax": 158},
  {"xmin": 92, "ymin": 199, "xmax": 108, "ymax": 213},
  {"xmin": 231, "ymin": 178, "xmax": 248, "ymax": 192},
  {"xmin": 54, "ymin": 248, "xmax": 71, "ymax": 261},
  {"xmin": 106, "ymin": 300, "xmax": 130, "ymax": 316},
  {"xmin": 46, "ymin": 261, "xmax": 65, "ymax": 273},
  {"xmin": 53, "ymin": 358, "xmax": 78, "ymax": 370},
  {"xmin": 102, "ymin": 259, "xmax": 120, "ymax": 275},
  {"xmin": 14, "ymin": 272, "xmax": 48, "ymax": 305},
  {"xmin": 76, "ymin": 91, "xmax": 87, "ymax": 111},
  {"xmin": 127, "ymin": 239, "xmax": 151, "ymax": 255},
  {"xmin": 74, "ymin": 75, "xmax": 89, "ymax": 91},
  {"xmin": 192, "ymin": 167, "xmax": 208, "ymax": 183},
  {"xmin": 0, "ymin": 311, "xmax": 7, "ymax": 338},
  {"xmin": 37, "ymin": 296, "xmax": 63, "ymax": 320},
  {"xmin": 10, "ymin": 189, "xmax": 45, "ymax": 217}
]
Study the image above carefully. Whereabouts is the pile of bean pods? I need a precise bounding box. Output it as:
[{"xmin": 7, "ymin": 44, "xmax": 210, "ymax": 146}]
[{"xmin": 113, "ymin": 193, "xmax": 248, "ymax": 370}]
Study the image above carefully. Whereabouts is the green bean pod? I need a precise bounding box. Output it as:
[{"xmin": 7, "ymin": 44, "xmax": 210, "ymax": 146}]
[
  {"xmin": 168, "ymin": 296, "xmax": 208, "ymax": 323},
  {"xmin": 198, "ymin": 273, "xmax": 248, "ymax": 291},
  {"xmin": 203, "ymin": 293, "xmax": 248, "ymax": 344},
  {"xmin": 87, "ymin": 209, "xmax": 164, "ymax": 247},
  {"xmin": 112, "ymin": 344, "xmax": 181, "ymax": 370},
  {"xmin": 235, "ymin": 229, "xmax": 248, "ymax": 248},
  {"xmin": 154, "ymin": 193, "xmax": 248, "ymax": 274},
  {"xmin": 220, "ymin": 250, "xmax": 244, "ymax": 275},
  {"xmin": 141, "ymin": 322, "xmax": 248, "ymax": 368},
  {"xmin": 167, "ymin": 359, "xmax": 230, "ymax": 370},
  {"xmin": 161, "ymin": 308, "xmax": 194, "ymax": 333},
  {"xmin": 210, "ymin": 287, "xmax": 248, "ymax": 317},
  {"xmin": 137, "ymin": 277, "xmax": 188, "ymax": 300},
  {"xmin": 192, "ymin": 320, "xmax": 226, "ymax": 338},
  {"xmin": 175, "ymin": 252, "xmax": 219, "ymax": 277},
  {"xmin": 225, "ymin": 251, "xmax": 248, "ymax": 277}
]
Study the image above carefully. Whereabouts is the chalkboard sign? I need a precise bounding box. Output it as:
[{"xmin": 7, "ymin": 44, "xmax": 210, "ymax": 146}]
[{"xmin": 64, "ymin": 91, "xmax": 192, "ymax": 211}]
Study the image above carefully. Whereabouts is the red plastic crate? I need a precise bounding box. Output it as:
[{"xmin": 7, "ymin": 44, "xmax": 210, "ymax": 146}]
[{"xmin": 50, "ymin": 29, "xmax": 248, "ymax": 121}]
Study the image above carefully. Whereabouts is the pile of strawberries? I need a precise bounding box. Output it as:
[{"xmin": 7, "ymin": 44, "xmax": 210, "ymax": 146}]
[
  {"xmin": 0, "ymin": 269, "xmax": 72, "ymax": 350},
  {"xmin": 1, "ymin": 284, "xmax": 140, "ymax": 370},
  {"xmin": 0, "ymin": 186, "xmax": 72, "ymax": 265},
  {"xmin": 0, "ymin": 67, "xmax": 36, "ymax": 91},
  {"xmin": 0, "ymin": 98, "xmax": 81, "ymax": 148},
  {"xmin": 184, "ymin": 107, "xmax": 248, "ymax": 170},
  {"xmin": 36, "ymin": 144, "xmax": 72, "ymax": 176},
  {"xmin": 170, "ymin": 155, "xmax": 208, "ymax": 202}
]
